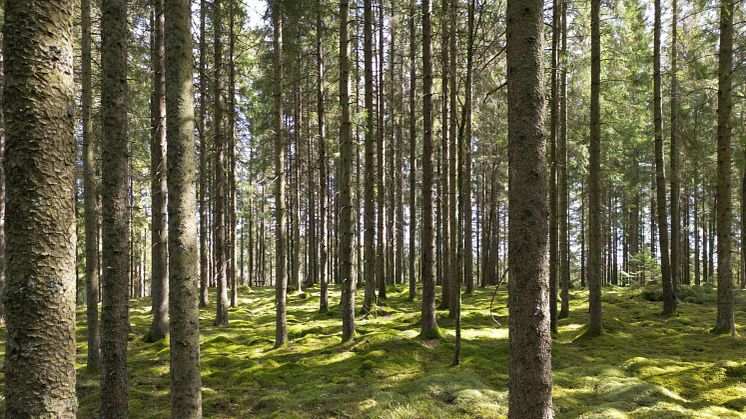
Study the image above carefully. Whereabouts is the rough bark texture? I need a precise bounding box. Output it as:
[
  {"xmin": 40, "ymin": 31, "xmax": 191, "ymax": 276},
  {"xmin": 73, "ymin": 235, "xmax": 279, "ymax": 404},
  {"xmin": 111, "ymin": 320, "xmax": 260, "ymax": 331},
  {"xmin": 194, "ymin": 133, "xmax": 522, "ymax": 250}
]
[
  {"xmin": 339, "ymin": 0, "xmax": 356, "ymax": 341},
  {"xmin": 213, "ymin": 0, "xmax": 229, "ymax": 327},
  {"xmin": 82, "ymin": 0, "xmax": 101, "ymax": 371},
  {"xmin": 447, "ymin": 0, "xmax": 459, "ymax": 320},
  {"xmin": 463, "ymin": 0, "xmax": 475, "ymax": 295},
  {"xmin": 420, "ymin": 0, "xmax": 439, "ymax": 339},
  {"xmin": 318, "ymin": 0, "xmax": 329, "ymax": 312},
  {"xmin": 362, "ymin": 0, "xmax": 377, "ymax": 313},
  {"xmin": 549, "ymin": 0, "xmax": 560, "ymax": 333},
  {"xmin": 408, "ymin": 0, "xmax": 418, "ymax": 301},
  {"xmin": 272, "ymin": 0, "xmax": 288, "ymax": 347},
  {"xmin": 376, "ymin": 0, "xmax": 387, "ymax": 301},
  {"xmin": 164, "ymin": 0, "xmax": 203, "ymax": 413},
  {"xmin": 198, "ymin": 0, "xmax": 209, "ymax": 307},
  {"xmin": 100, "ymin": 0, "xmax": 130, "ymax": 413},
  {"xmin": 669, "ymin": 0, "xmax": 680, "ymax": 292},
  {"xmin": 588, "ymin": 0, "xmax": 604, "ymax": 336},
  {"xmin": 228, "ymin": 0, "xmax": 238, "ymax": 308},
  {"xmin": 506, "ymin": 0, "xmax": 553, "ymax": 416},
  {"xmin": 558, "ymin": 0, "xmax": 569, "ymax": 318},
  {"xmin": 148, "ymin": 0, "xmax": 170, "ymax": 342},
  {"xmin": 714, "ymin": 0, "xmax": 734, "ymax": 334},
  {"xmin": 654, "ymin": 0, "xmax": 676, "ymax": 316},
  {"xmin": 3, "ymin": 0, "xmax": 78, "ymax": 415}
]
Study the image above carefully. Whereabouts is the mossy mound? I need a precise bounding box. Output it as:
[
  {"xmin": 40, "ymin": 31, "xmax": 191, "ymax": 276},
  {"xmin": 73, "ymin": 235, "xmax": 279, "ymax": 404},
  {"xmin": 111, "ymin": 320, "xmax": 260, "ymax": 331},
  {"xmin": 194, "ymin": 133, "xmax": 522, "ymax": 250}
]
[{"xmin": 0, "ymin": 284, "xmax": 745, "ymax": 417}]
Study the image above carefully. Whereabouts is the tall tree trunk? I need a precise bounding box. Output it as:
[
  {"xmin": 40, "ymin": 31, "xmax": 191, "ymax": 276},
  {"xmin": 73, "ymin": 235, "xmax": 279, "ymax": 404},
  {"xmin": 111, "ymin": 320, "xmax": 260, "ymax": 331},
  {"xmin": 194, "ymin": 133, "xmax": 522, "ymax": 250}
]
[
  {"xmin": 587, "ymin": 0, "xmax": 603, "ymax": 335},
  {"xmin": 3, "ymin": 0, "xmax": 77, "ymax": 414},
  {"xmin": 228, "ymin": 0, "xmax": 238, "ymax": 308},
  {"xmin": 408, "ymin": 0, "xmax": 418, "ymax": 301},
  {"xmin": 82, "ymin": 0, "xmax": 101, "ymax": 371},
  {"xmin": 439, "ymin": 0, "xmax": 450, "ymax": 310},
  {"xmin": 362, "ymin": 0, "xmax": 377, "ymax": 313},
  {"xmin": 463, "ymin": 0, "xmax": 475, "ymax": 295},
  {"xmin": 101, "ymin": 0, "xmax": 130, "ymax": 411},
  {"xmin": 669, "ymin": 0, "xmax": 680, "ymax": 292},
  {"xmin": 272, "ymin": 0, "xmax": 288, "ymax": 346},
  {"xmin": 549, "ymin": 0, "xmax": 560, "ymax": 333},
  {"xmin": 339, "ymin": 0, "xmax": 356, "ymax": 341},
  {"xmin": 165, "ymin": 0, "xmax": 204, "ymax": 413},
  {"xmin": 420, "ymin": 0, "xmax": 440, "ymax": 339},
  {"xmin": 446, "ymin": 0, "xmax": 459, "ymax": 321},
  {"xmin": 558, "ymin": 0, "xmax": 570, "ymax": 318},
  {"xmin": 148, "ymin": 0, "xmax": 170, "ymax": 342},
  {"xmin": 506, "ymin": 0, "xmax": 553, "ymax": 415},
  {"xmin": 654, "ymin": 0, "xmax": 676, "ymax": 315},
  {"xmin": 198, "ymin": 0, "xmax": 209, "ymax": 307},
  {"xmin": 213, "ymin": 0, "xmax": 229, "ymax": 327},
  {"xmin": 317, "ymin": 0, "xmax": 329, "ymax": 312},
  {"xmin": 376, "ymin": 0, "xmax": 387, "ymax": 300},
  {"xmin": 714, "ymin": 0, "xmax": 734, "ymax": 334}
]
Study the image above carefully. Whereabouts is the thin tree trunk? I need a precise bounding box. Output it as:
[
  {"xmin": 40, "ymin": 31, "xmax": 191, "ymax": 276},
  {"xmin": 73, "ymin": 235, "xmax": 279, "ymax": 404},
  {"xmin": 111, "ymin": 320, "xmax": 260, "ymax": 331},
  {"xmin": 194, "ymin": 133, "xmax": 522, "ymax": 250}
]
[
  {"xmin": 272, "ymin": 0, "xmax": 288, "ymax": 346},
  {"xmin": 101, "ymin": 0, "xmax": 130, "ymax": 410},
  {"xmin": 198, "ymin": 0, "xmax": 209, "ymax": 307},
  {"xmin": 669, "ymin": 0, "xmax": 680, "ymax": 292},
  {"xmin": 339, "ymin": 0, "xmax": 356, "ymax": 341},
  {"xmin": 362, "ymin": 0, "xmax": 377, "ymax": 313},
  {"xmin": 229, "ymin": 0, "xmax": 238, "ymax": 308},
  {"xmin": 655, "ymin": 0, "xmax": 676, "ymax": 315},
  {"xmin": 549, "ymin": 0, "xmax": 560, "ymax": 333},
  {"xmin": 558, "ymin": 0, "xmax": 570, "ymax": 318},
  {"xmin": 213, "ymin": 0, "xmax": 229, "ymax": 326},
  {"xmin": 148, "ymin": 0, "xmax": 169, "ymax": 342},
  {"xmin": 408, "ymin": 0, "xmax": 418, "ymax": 300},
  {"xmin": 420, "ymin": 0, "xmax": 440, "ymax": 339},
  {"xmin": 317, "ymin": 0, "xmax": 329, "ymax": 311},
  {"xmin": 714, "ymin": 0, "xmax": 734, "ymax": 334},
  {"xmin": 376, "ymin": 0, "xmax": 387, "ymax": 300},
  {"xmin": 82, "ymin": 0, "xmax": 101, "ymax": 371},
  {"xmin": 588, "ymin": 0, "xmax": 603, "ymax": 335}
]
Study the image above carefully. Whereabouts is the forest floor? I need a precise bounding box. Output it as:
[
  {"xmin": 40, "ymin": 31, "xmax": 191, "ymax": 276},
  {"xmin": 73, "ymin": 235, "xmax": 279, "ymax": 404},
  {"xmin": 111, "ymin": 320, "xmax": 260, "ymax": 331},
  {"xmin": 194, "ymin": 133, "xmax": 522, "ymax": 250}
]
[{"xmin": 1, "ymin": 283, "xmax": 746, "ymax": 418}]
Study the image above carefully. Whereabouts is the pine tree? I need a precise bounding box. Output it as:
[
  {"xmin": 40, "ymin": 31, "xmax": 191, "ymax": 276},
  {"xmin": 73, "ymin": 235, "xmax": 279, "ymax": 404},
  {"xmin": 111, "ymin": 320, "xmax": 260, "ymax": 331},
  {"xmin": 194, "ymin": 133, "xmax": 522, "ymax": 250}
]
[
  {"xmin": 3, "ymin": 0, "xmax": 78, "ymax": 414},
  {"xmin": 506, "ymin": 0, "xmax": 553, "ymax": 414},
  {"xmin": 164, "ymin": 0, "xmax": 204, "ymax": 413},
  {"xmin": 148, "ymin": 0, "xmax": 170, "ymax": 342}
]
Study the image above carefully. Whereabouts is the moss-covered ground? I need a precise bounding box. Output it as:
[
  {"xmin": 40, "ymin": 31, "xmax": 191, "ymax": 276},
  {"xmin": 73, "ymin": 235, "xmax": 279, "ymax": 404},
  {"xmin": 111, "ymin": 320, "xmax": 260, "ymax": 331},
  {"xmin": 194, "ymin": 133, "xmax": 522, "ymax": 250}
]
[{"xmin": 1, "ymin": 284, "xmax": 746, "ymax": 418}]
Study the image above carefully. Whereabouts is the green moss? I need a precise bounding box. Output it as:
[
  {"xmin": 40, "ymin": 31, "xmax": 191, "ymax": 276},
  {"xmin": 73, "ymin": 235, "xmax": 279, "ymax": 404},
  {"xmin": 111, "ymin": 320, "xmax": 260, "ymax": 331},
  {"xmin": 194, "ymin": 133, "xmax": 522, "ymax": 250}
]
[{"xmin": 1, "ymin": 286, "xmax": 744, "ymax": 417}]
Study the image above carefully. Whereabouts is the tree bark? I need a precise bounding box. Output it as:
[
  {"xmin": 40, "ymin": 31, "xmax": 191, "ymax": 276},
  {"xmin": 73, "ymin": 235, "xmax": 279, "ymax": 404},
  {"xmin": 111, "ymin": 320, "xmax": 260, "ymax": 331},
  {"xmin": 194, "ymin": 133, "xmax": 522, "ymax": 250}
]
[
  {"xmin": 714, "ymin": 0, "xmax": 734, "ymax": 334},
  {"xmin": 506, "ymin": 0, "xmax": 553, "ymax": 415},
  {"xmin": 654, "ymin": 0, "xmax": 676, "ymax": 315},
  {"xmin": 3, "ymin": 0, "xmax": 78, "ymax": 414},
  {"xmin": 101, "ymin": 0, "xmax": 130, "ymax": 412},
  {"xmin": 148, "ymin": 0, "xmax": 170, "ymax": 342},
  {"xmin": 339, "ymin": 0, "xmax": 356, "ymax": 341},
  {"xmin": 549, "ymin": 0, "xmax": 560, "ymax": 333},
  {"xmin": 588, "ymin": 0, "xmax": 604, "ymax": 335},
  {"xmin": 164, "ymin": 0, "xmax": 203, "ymax": 413},
  {"xmin": 408, "ymin": 0, "xmax": 418, "ymax": 301},
  {"xmin": 198, "ymin": 0, "xmax": 209, "ymax": 308},
  {"xmin": 420, "ymin": 0, "xmax": 440, "ymax": 339},
  {"xmin": 362, "ymin": 0, "xmax": 377, "ymax": 313},
  {"xmin": 272, "ymin": 0, "xmax": 288, "ymax": 346},
  {"xmin": 558, "ymin": 0, "xmax": 570, "ymax": 318},
  {"xmin": 213, "ymin": 0, "xmax": 229, "ymax": 327},
  {"xmin": 669, "ymin": 0, "xmax": 680, "ymax": 291},
  {"xmin": 82, "ymin": 0, "xmax": 101, "ymax": 371},
  {"xmin": 318, "ymin": 0, "xmax": 329, "ymax": 312}
]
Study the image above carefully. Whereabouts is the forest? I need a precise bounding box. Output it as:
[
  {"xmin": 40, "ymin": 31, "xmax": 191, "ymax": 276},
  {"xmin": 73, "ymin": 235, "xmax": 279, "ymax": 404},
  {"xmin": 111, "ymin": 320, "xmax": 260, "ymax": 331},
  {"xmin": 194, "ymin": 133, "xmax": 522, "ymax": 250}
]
[{"xmin": 0, "ymin": 0, "xmax": 744, "ymax": 417}]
